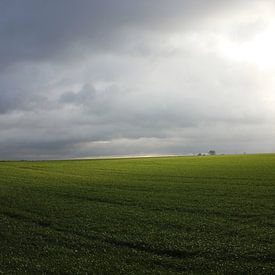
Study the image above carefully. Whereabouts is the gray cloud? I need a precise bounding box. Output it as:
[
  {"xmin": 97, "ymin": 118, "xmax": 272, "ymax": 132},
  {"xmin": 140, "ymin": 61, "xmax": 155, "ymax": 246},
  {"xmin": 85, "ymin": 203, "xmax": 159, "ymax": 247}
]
[
  {"xmin": 0, "ymin": 87, "xmax": 50, "ymax": 114},
  {"xmin": 0, "ymin": 0, "xmax": 275, "ymax": 159},
  {"xmin": 0, "ymin": 0, "xmax": 257, "ymax": 69}
]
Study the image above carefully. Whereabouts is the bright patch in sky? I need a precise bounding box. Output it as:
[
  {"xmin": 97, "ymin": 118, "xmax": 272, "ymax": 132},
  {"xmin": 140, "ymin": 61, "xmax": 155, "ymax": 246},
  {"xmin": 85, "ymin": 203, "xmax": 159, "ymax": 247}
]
[{"xmin": 219, "ymin": 21, "xmax": 275, "ymax": 68}]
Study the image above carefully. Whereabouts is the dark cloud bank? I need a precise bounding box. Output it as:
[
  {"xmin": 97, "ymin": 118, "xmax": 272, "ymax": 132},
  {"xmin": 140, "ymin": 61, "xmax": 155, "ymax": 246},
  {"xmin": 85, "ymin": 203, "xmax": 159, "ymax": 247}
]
[{"xmin": 0, "ymin": 0, "xmax": 274, "ymax": 159}]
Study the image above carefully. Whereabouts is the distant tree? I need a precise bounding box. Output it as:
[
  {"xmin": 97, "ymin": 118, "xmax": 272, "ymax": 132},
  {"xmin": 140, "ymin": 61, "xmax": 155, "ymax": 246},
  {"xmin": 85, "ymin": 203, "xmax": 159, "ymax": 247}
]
[{"xmin": 208, "ymin": 150, "xmax": 216, "ymax": 155}]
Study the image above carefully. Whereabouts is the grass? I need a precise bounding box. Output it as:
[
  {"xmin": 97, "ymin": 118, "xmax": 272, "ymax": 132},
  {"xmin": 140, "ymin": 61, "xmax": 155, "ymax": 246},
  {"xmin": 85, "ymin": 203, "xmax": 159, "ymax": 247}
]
[{"xmin": 0, "ymin": 154, "xmax": 274, "ymax": 274}]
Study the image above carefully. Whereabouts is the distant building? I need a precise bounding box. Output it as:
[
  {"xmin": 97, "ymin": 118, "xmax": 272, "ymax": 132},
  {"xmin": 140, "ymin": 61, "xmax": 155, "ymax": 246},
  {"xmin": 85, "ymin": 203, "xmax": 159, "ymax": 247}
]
[{"xmin": 208, "ymin": 150, "xmax": 216, "ymax": 155}]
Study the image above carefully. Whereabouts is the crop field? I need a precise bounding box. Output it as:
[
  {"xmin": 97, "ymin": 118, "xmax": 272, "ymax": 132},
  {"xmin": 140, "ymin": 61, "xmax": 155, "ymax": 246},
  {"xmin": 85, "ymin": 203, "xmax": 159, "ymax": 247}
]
[{"xmin": 0, "ymin": 154, "xmax": 274, "ymax": 274}]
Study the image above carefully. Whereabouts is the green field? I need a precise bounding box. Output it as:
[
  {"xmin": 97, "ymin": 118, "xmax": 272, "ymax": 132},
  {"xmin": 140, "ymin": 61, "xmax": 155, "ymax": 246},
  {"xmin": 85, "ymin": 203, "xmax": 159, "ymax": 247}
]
[{"xmin": 0, "ymin": 154, "xmax": 274, "ymax": 274}]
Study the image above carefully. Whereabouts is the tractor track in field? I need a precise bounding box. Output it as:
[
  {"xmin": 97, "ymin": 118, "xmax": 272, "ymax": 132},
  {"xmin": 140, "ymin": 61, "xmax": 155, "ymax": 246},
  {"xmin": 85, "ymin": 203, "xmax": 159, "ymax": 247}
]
[{"xmin": 2, "ymin": 209, "xmax": 274, "ymax": 267}]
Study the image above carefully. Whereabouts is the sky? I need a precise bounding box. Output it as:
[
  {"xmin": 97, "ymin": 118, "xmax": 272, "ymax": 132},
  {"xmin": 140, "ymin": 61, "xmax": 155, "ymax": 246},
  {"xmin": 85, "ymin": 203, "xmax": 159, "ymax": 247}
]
[{"xmin": 0, "ymin": 0, "xmax": 275, "ymax": 160}]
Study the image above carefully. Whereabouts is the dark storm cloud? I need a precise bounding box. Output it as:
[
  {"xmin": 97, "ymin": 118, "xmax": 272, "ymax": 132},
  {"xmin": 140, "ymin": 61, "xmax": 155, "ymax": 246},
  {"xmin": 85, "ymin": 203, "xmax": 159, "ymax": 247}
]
[
  {"xmin": 0, "ymin": 0, "xmax": 253, "ymax": 69},
  {"xmin": 0, "ymin": 87, "xmax": 50, "ymax": 114},
  {"xmin": 0, "ymin": 0, "xmax": 274, "ymax": 159}
]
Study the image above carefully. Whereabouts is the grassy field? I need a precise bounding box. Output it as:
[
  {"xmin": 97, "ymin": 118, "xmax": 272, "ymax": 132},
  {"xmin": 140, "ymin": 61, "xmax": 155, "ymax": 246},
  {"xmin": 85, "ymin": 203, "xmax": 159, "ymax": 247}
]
[{"xmin": 0, "ymin": 154, "xmax": 274, "ymax": 274}]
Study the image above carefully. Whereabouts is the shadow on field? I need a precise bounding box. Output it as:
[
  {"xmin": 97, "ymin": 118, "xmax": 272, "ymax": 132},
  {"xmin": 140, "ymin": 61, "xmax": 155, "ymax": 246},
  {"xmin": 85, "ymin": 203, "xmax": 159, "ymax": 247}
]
[
  {"xmin": 2, "ymin": 208, "xmax": 274, "ymax": 269},
  {"xmin": 1, "ymin": 209, "xmax": 198, "ymax": 260}
]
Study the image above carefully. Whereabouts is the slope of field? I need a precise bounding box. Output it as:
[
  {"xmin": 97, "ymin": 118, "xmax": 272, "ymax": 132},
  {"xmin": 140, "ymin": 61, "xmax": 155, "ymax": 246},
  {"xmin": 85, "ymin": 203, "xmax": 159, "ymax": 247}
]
[{"xmin": 0, "ymin": 154, "xmax": 274, "ymax": 274}]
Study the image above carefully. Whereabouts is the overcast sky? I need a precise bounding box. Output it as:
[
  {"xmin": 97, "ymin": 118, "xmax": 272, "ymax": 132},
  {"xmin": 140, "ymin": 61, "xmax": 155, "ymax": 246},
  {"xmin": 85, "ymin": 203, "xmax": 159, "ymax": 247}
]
[{"xmin": 0, "ymin": 0, "xmax": 275, "ymax": 159}]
